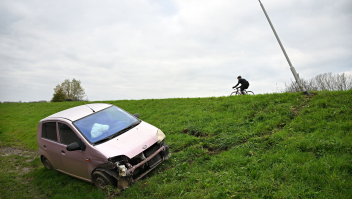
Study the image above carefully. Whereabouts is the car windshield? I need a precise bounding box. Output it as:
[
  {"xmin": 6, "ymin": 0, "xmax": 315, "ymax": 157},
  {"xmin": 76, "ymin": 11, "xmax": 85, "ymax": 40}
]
[{"xmin": 74, "ymin": 106, "xmax": 139, "ymax": 144}]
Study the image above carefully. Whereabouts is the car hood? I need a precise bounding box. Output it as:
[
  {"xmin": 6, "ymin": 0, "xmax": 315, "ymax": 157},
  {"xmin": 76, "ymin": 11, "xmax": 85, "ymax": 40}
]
[{"xmin": 93, "ymin": 121, "xmax": 159, "ymax": 159}]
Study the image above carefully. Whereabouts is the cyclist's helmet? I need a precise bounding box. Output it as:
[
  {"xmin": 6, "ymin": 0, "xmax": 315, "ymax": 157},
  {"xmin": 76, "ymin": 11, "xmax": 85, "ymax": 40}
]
[{"xmin": 237, "ymin": 76, "xmax": 242, "ymax": 79}]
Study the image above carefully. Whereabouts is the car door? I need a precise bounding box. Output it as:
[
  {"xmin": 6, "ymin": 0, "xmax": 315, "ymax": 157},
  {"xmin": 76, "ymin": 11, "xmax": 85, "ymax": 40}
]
[
  {"xmin": 39, "ymin": 122, "xmax": 65, "ymax": 170},
  {"xmin": 57, "ymin": 122, "xmax": 90, "ymax": 180}
]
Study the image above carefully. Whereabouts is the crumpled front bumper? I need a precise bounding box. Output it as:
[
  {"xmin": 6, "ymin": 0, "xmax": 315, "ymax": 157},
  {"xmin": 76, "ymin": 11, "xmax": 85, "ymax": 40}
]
[
  {"xmin": 116, "ymin": 142, "xmax": 170, "ymax": 190},
  {"xmin": 126, "ymin": 144, "xmax": 169, "ymax": 182}
]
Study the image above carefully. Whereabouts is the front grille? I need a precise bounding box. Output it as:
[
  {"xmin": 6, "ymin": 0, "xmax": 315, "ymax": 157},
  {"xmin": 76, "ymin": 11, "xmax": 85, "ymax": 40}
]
[
  {"xmin": 144, "ymin": 143, "xmax": 159, "ymax": 157},
  {"xmin": 148, "ymin": 154, "xmax": 162, "ymax": 168},
  {"xmin": 144, "ymin": 143, "xmax": 162, "ymax": 168}
]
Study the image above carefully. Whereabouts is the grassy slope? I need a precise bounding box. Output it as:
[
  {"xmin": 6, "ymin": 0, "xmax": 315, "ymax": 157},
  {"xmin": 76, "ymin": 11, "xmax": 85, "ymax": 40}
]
[{"xmin": 0, "ymin": 91, "xmax": 351, "ymax": 198}]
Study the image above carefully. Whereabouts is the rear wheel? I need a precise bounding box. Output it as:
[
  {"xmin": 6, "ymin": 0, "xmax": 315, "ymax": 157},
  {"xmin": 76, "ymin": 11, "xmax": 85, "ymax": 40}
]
[
  {"xmin": 42, "ymin": 156, "xmax": 53, "ymax": 170},
  {"xmin": 246, "ymin": 91, "xmax": 254, "ymax": 95},
  {"xmin": 93, "ymin": 171, "xmax": 116, "ymax": 189}
]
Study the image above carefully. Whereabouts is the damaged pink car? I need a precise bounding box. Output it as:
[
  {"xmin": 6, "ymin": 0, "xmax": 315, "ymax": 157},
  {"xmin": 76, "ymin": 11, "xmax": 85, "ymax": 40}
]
[{"xmin": 37, "ymin": 103, "xmax": 170, "ymax": 189}]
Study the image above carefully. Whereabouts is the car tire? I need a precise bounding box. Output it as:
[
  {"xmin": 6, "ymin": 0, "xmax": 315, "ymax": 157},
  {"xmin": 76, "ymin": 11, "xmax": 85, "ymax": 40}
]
[
  {"xmin": 92, "ymin": 171, "xmax": 116, "ymax": 189},
  {"xmin": 42, "ymin": 156, "xmax": 53, "ymax": 170}
]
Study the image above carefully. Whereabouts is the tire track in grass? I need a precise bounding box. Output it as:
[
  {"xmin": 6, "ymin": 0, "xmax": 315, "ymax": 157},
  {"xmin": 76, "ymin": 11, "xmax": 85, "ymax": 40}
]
[{"xmin": 173, "ymin": 93, "xmax": 315, "ymax": 159}]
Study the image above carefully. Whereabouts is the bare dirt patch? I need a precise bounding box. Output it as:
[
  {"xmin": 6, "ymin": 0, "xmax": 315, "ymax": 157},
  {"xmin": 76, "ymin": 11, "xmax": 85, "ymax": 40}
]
[
  {"xmin": 0, "ymin": 147, "xmax": 39, "ymax": 175},
  {"xmin": 0, "ymin": 147, "xmax": 38, "ymax": 157},
  {"xmin": 21, "ymin": 167, "xmax": 32, "ymax": 174}
]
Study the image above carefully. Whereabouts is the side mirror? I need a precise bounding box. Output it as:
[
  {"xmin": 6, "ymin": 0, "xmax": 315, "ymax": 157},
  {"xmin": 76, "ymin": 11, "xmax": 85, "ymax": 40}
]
[
  {"xmin": 67, "ymin": 142, "xmax": 81, "ymax": 151},
  {"xmin": 133, "ymin": 113, "xmax": 140, "ymax": 118}
]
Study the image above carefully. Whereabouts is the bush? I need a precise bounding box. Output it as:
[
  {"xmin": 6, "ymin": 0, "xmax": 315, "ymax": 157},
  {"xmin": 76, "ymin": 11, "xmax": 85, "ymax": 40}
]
[
  {"xmin": 51, "ymin": 88, "xmax": 66, "ymax": 102},
  {"xmin": 283, "ymin": 72, "xmax": 352, "ymax": 93}
]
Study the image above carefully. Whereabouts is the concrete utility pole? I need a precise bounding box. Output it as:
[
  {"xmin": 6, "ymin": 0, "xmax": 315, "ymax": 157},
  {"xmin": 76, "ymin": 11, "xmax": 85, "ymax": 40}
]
[{"xmin": 258, "ymin": 0, "xmax": 310, "ymax": 96}]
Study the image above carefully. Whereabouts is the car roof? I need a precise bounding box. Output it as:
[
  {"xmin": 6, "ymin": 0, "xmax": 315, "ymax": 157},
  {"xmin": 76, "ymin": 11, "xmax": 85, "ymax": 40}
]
[{"xmin": 44, "ymin": 103, "xmax": 112, "ymax": 121}]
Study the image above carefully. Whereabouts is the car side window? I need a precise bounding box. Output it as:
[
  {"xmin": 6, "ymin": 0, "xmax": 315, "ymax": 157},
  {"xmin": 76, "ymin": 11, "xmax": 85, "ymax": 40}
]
[
  {"xmin": 42, "ymin": 122, "xmax": 58, "ymax": 141},
  {"xmin": 59, "ymin": 123, "xmax": 81, "ymax": 145}
]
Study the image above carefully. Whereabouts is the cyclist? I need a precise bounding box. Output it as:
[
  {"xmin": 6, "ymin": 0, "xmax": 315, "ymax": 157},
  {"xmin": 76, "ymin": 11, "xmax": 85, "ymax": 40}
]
[{"xmin": 232, "ymin": 76, "xmax": 250, "ymax": 95}]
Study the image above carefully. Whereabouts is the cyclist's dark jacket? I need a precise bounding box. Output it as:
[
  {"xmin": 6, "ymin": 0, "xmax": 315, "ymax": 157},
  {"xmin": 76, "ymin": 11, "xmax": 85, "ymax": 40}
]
[{"xmin": 234, "ymin": 79, "xmax": 249, "ymax": 88}]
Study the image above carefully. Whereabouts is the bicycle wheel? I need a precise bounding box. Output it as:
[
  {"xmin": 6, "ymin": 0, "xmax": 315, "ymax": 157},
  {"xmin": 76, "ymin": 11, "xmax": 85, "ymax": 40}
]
[
  {"xmin": 230, "ymin": 91, "xmax": 241, "ymax": 96},
  {"xmin": 246, "ymin": 91, "xmax": 254, "ymax": 95}
]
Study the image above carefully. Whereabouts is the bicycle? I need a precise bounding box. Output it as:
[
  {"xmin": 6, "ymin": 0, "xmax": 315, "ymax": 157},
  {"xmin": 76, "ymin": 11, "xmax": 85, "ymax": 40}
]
[{"xmin": 230, "ymin": 87, "xmax": 254, "ymax": 96}]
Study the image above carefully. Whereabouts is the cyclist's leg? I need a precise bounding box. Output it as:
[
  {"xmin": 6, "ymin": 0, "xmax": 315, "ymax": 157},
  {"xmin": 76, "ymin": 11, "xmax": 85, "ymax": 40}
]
[
  {"xmin": 240, "ymin": 86, "xmax": 245, "ymax": 95},
  {"xmin": 240, "ymin": 84, "xmax": 249, "ymax": 95}
]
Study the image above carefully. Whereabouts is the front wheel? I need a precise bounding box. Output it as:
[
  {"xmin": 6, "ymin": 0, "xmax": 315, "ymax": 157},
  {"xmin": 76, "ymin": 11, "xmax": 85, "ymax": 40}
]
[{"xmin": 93, "ymin": 171, "xmax": 116, "ymax": 189}]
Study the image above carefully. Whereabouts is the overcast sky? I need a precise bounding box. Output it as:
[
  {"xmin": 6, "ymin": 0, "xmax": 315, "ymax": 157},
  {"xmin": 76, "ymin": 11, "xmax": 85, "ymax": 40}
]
[{"xmin": 0, "ymin": 0, "xmax": 351, "ymax": 102}]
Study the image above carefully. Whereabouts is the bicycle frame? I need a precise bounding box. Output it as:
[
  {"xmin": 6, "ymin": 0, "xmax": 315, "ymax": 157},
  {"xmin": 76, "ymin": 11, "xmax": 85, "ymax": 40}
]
[{"xmin": 230, "ymin": 88, "xmax": 254, "ymax": 96}]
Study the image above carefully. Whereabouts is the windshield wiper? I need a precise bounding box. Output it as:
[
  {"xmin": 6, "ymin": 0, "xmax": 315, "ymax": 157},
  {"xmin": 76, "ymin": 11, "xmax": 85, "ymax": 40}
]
[
  {"xmin": 93, "ymin": 137, "xmax": 111, "ymax": 145},
  {"xmin": 110, "ymin": 121, "xmax": 141, "ymax": 138},
  {"xmin": 122, "ymin": 122, "xmax": 140, "ymax": 132}
]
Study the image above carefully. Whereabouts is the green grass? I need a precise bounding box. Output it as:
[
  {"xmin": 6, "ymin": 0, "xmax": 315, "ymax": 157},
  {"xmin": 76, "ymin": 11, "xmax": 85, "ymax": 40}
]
[{"xmin": 0, "ymin": 90, "xmax": 351, "ymax": 198}]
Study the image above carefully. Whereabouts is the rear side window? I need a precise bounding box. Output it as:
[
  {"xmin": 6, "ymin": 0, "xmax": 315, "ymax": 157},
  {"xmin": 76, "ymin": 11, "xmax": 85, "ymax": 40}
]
[
  {"xmin": 42, "ymin": 122, "xmax": 58, "ymax": 141},
  {"xmin": 59, "ymin": 123, "xmax": 81, "ymax": 145}
]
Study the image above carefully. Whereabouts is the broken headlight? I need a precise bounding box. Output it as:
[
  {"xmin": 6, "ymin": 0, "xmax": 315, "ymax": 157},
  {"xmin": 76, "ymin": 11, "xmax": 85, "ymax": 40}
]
[{"xmin": 157, "ymin": 129, "xmax": 166, "ymax": 144}]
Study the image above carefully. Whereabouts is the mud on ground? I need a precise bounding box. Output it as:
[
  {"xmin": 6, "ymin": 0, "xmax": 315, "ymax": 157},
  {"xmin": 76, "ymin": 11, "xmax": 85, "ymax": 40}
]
[{"xmin": 0, "ymin": 147, "xmax": 39, "ymax": 175}]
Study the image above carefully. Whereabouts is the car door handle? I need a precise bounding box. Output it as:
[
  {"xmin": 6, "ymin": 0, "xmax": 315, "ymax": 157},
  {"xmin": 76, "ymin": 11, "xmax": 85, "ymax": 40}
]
[
  {"xmin": 61, "ymin": 150, "xmax": 65, "ymax": 154},
  {"xmin": 44, "ymin": 145, "xmax": 47, "ymax": 149}
]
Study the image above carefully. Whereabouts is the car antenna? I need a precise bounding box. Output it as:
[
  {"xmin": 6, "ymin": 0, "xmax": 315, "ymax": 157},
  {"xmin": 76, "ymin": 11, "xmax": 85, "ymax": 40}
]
[{"xmin": 85, "ymin": 105, "xmax": 95, "ymax": 112}]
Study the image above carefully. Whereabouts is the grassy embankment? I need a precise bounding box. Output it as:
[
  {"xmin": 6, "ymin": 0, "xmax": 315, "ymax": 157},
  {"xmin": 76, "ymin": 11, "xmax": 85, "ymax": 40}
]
[{"xmin": 0, "ymin": 90, "xmax": 351, "ymax": 198}]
